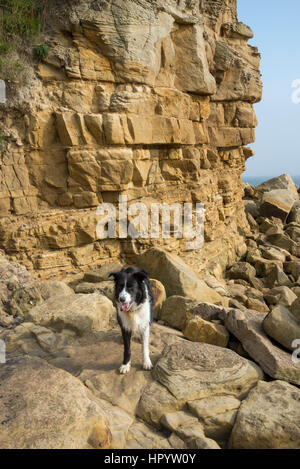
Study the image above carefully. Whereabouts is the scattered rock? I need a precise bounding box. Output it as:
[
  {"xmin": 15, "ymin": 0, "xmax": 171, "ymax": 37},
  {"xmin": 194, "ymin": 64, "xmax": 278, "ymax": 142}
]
[
  {"xmin": 160, "ymin": 295, "xmax": 199, "ymax": 330},
  {"xmin": 83, "ymin": 262, "xmax": 123, "ymax": 283},
  {"xmin": 149, "ymin": 279, "xmax": 166, "ymax": 319},
  {"xmin": 0, "ymin": 254, "xmax": 34, "ymax": 311},
  {"xmin": 227, "ymin": 262, "xmax": 256, "ymax": 282},
  {"xmin": 9, "ymin": 280, "xmax": 73, "ymax": 317},
  {"xmin": 260, "ymin": 189, "xmax": 295, "ymax": 222},
  {"xmin": 244, "ymin": 199, "xmax": 259, "ymax": 218},
  {"xmin": 26, "ymin": 292, "xmax": 116, "ymax": 335},
  {"xmin": 75, "ymin": 280, "xmax": 115, "ymax": 301},
  {"xmin": 220, "ymin": 308, "xmax": 300, "ymax": 386},
  {"xmin": 288, "ymin": 201, "xmax": 300, "ymax": 224},
  {"xmin": 246, "ymin": 297, "xmax": 269, "ymax": 313},
  {"xmin": 255, "ymin": 174, "xmax": 299, "ymax": 200},
  {"xmin": 230, "ymin": 380, "xmax": 300, "ymax": 449},
  {"xmin": 183, "ymin": 316, "xmax": 229, "ymax": 347},
  {"xmin": 291, "ymin": 297, "xmax": 300, "ymax": 321},
  {"xmin": 263, "ymin": 305, "xmax": 300, "ymax": 351},
  {"xmin": 188, "ymin": 395, "xmax": 241, "ymax": 443},
  {"xmin": 264, "ymin": 286, "xmax": 297, "ymax": 307}
]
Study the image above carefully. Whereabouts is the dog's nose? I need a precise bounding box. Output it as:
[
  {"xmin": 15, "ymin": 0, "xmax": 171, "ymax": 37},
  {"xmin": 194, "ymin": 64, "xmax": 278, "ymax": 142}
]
[{"xmin": 119, "ymin": 295, "xmax": 126, "ymax": 303}]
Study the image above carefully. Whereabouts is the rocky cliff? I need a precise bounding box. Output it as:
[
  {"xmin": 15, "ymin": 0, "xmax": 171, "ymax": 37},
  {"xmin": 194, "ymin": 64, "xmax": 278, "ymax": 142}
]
[{"xmin": 0, "ymin": 0, "xmax": 262, "ymax": 277}]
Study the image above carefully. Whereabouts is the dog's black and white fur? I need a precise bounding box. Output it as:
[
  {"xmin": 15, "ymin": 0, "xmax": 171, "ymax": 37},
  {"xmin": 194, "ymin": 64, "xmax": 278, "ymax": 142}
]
[{"xmin": 109, "ymin": 266, "xmax": 154, "ymax": 374}]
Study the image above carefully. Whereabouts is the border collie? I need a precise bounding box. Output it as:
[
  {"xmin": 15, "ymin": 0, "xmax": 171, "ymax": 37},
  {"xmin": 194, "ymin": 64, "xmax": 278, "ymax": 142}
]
[{"xmin": 109, "ymin": 266, "xmax": 154, "ymax": 374}]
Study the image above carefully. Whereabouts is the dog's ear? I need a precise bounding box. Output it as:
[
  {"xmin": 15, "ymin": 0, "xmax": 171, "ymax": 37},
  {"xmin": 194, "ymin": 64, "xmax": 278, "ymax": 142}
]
[
  {"xmin": 109, "ymin": 271, "xmax": 121, "ymax": 281},
  {"xmin": 133, "ymin": 268, "xmax": 148, "ymax": 283}
]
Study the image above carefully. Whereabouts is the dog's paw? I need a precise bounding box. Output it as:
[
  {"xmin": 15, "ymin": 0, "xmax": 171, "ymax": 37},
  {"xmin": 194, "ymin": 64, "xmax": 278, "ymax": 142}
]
[
  {"xmin": 143, "ymin": 359, "xmax": 153, "ymax": 371},
  {"xmin": 119, "ymin": 362, "xmax": 131, "ymax": 374}
]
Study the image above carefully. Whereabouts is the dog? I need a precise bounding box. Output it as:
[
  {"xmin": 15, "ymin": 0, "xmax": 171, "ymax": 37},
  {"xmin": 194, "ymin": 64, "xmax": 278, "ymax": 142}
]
[{"xmin": 109, "ymin": 266, "xmax": 154, "ymax": 374}]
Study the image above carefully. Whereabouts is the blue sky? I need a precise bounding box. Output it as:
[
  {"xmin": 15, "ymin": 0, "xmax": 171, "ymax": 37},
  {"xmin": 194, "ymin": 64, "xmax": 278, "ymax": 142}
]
[{"xmin": 237, "ymin": 0, "xmax": 300, "ymax": 177}]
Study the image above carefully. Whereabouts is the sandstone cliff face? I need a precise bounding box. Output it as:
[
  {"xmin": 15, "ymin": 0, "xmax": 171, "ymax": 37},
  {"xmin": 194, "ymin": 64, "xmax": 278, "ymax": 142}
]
[{"xmin": 0, "ymin": 0, "xmax": 262, "ymax": 277}]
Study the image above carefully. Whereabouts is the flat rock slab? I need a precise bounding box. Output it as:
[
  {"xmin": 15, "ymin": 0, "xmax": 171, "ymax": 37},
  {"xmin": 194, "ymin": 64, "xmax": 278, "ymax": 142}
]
[
  {"xmin": 220, "ymin": 308, "xmax": 300, "ymax": 386},
  {"xmin": 48, "ymin": 325, "xmax": 185, "ymax": 416},
  {"xmin": 230, "ymin": 380, "xmax": 300, "ymax": 449},
  {"xmin": 0, "ymin": 356, "xmax": 110, "ymax": 449}
]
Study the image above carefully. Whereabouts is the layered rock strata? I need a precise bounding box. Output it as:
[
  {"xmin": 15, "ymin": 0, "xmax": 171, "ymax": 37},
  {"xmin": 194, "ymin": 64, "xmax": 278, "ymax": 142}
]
[{"xmin": 0, "ymin": 0, "xmax": 261, "ymax": 277}]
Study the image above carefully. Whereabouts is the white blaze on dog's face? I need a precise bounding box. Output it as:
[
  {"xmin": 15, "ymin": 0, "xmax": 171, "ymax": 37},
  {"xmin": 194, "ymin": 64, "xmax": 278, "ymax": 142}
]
[
  {"xmin": 118, "ymin": 280, "xmax": 133, "ymax": 312},
  {"xmin": 110, "ymin": 268, "xmax": 148, "ymax": 312}
]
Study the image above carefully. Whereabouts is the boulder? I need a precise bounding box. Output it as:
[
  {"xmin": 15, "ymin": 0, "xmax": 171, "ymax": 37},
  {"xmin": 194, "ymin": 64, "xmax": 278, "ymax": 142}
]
[
  {"xmin": 75, "ymin": 280, "xmax": 115, "ymax": 301},
  {"xmin": 153, "ymin": 342, "xmax": 263, "ymax": 402},
  {"xmin": 137, "ymin": 341, "xmax": 263, "ymax": 428},
  {"xmin": 261, "ymin": 245, "xmax": 287, "ymax": 262},
  {"xmin": 230, "ymin": 380, "xmax": 300, "ymax": 449},
  {"xmin": 246, "ymin": 297, "xmax": 269, "ymax": 314},
  {"xmin": 266, "ymin": 232, "xmax": 299, "ymax": 257},
  {"xmin": 9, "ymin": 281, "xmax": 73, "ymax": 317},
  {"xmin": 284, "ymin": 260, "xmax": 300, "ymax": 280},
  {"xmin": 264, "ymin": 286, "xmax": 297, "ymax": 307},
  {"xmin": 125, "ymin": 421, "xmax": 171, "ymax": 449},
  {"xmin": 149, "ymin": 279, "xmax": 166, "ymax": 319},
  {"xmin": 26, "ymin": 292, "xmax": 116, "ymax": 335},
  {"xmin": 263, "ymin": 305, "xmax": 300, "ymax": 351},
  {"xmin": 83, "ymin": 262, "xmax": 123, "ymax": 283},
  {"xmin": 265, "ymin": 265, "xmax": 292, "ymax": 289},
  {"xmin": 243, "ymin": 199, "xmax": 259, "ymax": 218},
  {"xmin": 260, "ymin": 189, "xmax": 295, "ymax": 222},
  {"xmin": 0, "ymin": 356, "xmax": 111, "ymax": 449},
  {"xmin": 160, "ymin": 295, "xmax": 199, "ymax": 330},
  {"xmin": 285, "ymin": 223, "xmax": 300, "ymax": 243},
  {"xmin": 287, "ymin": 201, "xmax": 300, "ymax": 224},
  {"xmin": 183, "ymin": 316, "xmax": 229, "ymax": 347},
  {"xmin": 137, "ymin": 248, "xmax": 222, "ymax": 304},
  {"xmin": 220, "ymin": 308, "xmax": 300, "ymax": 386},
  {"xmin": 255, "ymin": 174, "xmax": 299, "ymax": 200},
  {"xmin": 291, "ymin": 297, "xmax": 300, "ymax": 320},
  {"xmin": 188, "ymin": 395, "xmax": 241, "ymax": 443},
  {"xmin": 0, "ymin": 253, "xmax": 34, "ymax": 311},
  {"xmin": 227, "ymin": 262, "xmax": 256, "ymax": 282}
]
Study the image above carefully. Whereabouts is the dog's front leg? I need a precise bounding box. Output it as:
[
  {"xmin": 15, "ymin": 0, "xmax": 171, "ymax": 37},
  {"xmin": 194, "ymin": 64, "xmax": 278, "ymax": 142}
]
[
  {"xmin": 119, "ymin": 327, "xmax": 132, "ymax": 374},
  {"xmin": 142, "ymin": 325, "xmax": 153, "ymax": 370}
]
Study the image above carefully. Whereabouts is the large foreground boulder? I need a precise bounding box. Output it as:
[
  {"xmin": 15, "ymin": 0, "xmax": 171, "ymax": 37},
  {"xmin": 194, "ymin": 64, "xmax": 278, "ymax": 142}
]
[
  {"xmin": 230, "ymin": 380, "xmax": 300, "ymax": 449},
  {"xmin": 137, "ymin": 341, "xmax": 263, "ymax": 428},
  {"xmin": 136, "ymin": 248, "xmax": 222, "ymax": 304},
  {"xmin": 0, "ymin": 356, "xmax": 111, "ymax": 449}
]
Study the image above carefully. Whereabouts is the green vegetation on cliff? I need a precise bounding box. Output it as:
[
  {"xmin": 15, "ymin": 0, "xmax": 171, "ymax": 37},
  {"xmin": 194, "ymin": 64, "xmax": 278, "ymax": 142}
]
[{"xmin": 0, "ymin": 0, "xmax": 46, "ymax": 81}]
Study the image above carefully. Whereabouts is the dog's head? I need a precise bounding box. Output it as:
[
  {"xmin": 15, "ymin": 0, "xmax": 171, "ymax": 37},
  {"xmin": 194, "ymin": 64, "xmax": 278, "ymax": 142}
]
[{"xmin": 109, "ymin": 266, "xmax": 148, "ymax": 312}]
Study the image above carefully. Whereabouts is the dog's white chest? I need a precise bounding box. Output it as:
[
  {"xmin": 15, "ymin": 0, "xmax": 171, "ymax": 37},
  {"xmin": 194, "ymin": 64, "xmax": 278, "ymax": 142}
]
[{"xmin": 118, "ymin": 300, "xmax": 150, "ymax": 333}]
